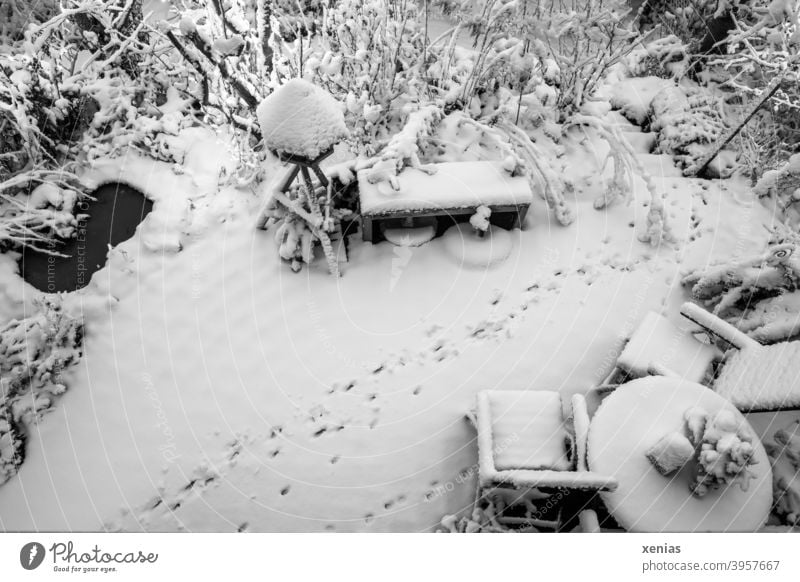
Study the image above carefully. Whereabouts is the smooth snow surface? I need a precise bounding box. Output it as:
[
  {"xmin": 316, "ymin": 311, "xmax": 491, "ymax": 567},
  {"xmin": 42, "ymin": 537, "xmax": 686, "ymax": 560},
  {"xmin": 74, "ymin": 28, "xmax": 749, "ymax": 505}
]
[
  {"xmin": 257, "ymin": 79, "xmax": 348, "ymax": 159},
  {"xmin": 588, "ymin": 377, "xmax": 772, "ymax": 532},
  {"xmin": 441, "ymin": 224, "xmax": 513, "ymax": 269}
]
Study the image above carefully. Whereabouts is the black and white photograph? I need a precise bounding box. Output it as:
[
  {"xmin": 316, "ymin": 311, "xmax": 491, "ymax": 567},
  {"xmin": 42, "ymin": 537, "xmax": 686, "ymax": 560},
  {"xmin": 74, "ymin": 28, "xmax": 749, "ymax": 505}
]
[{"xmin": 1, "ymin": 0, "xmax": 800, "ymax": 576}]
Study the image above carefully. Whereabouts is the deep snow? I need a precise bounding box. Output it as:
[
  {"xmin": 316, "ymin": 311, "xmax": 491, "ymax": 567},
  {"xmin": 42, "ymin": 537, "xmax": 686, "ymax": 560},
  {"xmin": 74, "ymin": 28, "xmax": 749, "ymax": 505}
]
[{"xmin": 0, "ymin": 103, "xmax": 798, "ymax": 532}]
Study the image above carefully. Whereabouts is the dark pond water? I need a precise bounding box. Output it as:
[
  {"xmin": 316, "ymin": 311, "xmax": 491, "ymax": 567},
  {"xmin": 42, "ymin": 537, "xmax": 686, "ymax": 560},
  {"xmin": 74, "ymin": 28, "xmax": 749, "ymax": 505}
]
[{"xmin": 19, "ymin": 183, "xmax": 153, "ymax": 293}]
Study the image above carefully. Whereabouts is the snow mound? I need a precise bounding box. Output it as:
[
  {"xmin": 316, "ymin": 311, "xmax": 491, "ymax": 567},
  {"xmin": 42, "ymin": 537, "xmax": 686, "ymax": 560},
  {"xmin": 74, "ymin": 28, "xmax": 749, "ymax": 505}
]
[
  {"xmin": 609, "ymin": 77, "xmax": 673, "ymax": 125},
  {"xmin": 381, "ymin": 224, "xmax": 437, "ymax": 247},
  {"xmin": 256, "ymin": 79, "xmax": 349, "ymax": 159},
  {"xmin": 441, "ymin": 224, "xmax": 512, "ymax": 269}
]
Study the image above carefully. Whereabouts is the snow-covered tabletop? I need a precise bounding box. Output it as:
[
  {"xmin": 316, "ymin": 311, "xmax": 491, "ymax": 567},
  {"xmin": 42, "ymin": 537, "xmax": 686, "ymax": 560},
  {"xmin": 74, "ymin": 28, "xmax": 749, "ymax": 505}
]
[
  {"xmin": 256, "ymin": 78, "xmax": 348, "ymax": 159},
  {"xmin": 358, "ymin": 161, "xmax": 533, "ymax": 216},
  {"xmin": 588, "ymin": 377, "xmax": 772, "ymax": 532},
  {"xmin": 714, "ymin": 342, "xmax": 800, "ymax": 412}
]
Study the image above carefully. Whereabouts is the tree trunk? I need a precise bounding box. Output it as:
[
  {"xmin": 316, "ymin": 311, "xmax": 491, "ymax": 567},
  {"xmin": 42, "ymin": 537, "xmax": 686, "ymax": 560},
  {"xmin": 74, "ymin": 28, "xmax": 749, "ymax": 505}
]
[{"xmin": 256, "ymin": 0, "xmax": 274, "ymax": 78}]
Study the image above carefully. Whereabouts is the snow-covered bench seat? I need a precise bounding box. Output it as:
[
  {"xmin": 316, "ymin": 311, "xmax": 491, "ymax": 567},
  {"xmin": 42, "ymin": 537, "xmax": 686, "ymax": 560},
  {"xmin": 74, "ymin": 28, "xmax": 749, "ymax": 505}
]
[
  {"xmin": 473, "ymin": 390, "xmax": 618, "ymax": 492},
  {"xmin": 681, "ymin": 302, "xmax": 800, "ymax": 412},
  {"xmin": 357, "ymin": 161, "xmax": 533, "ymax": 242},
  {"xmin": 714, "ymin": 343, "xmax": 800, "ymax": 412}
]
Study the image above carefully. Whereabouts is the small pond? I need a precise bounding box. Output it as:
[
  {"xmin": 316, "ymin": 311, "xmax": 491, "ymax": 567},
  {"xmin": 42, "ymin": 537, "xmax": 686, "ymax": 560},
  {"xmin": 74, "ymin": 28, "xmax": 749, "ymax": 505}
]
[{"xmin": 19, "ymin": 183, "xmax": 153, "ymax": 293}]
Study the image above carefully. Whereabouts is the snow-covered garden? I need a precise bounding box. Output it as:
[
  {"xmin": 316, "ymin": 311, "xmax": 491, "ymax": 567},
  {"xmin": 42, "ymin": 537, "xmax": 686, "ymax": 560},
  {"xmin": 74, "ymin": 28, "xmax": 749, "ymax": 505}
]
[{"xmin": 1, "ymin": 0, "xmax": 800, "ymax": 532}]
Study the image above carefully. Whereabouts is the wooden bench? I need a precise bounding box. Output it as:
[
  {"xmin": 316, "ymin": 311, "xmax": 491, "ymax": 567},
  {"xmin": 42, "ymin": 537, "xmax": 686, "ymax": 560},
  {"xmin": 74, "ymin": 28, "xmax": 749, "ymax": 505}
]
[{"xmin": 357, "ymin": 161, "xmax": 533, "ymax": 243}]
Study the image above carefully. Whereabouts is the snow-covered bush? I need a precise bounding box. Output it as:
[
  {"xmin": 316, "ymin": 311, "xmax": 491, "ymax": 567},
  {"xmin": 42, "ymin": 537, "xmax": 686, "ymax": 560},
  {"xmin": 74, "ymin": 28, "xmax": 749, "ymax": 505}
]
[
  {"xmin": 496, "ymin": 120, "xmax": 575, "ymax": 226},
  {"xmin": 0, "ymin": 405, "xmax": 24, "ymax": 486},
  {"xmin": 683, "ymin": 239, "xmax": 800, "ymax": 343},
  {"xmin": 0, "ymin": 299, "xmax": 83, "ymax": 485},
  {"xmin": 439, "ymin": 502, "xmax": 507, "ymax": 533},
  {"xmin": 0, "ymin": 51, "xmax": 76, "ymax": 176},
  {"xmin": 0, "ymin": 0, "xmax": 60, "ymax": 43},
  {"xmin": 755, "ymin": 153, "xmax": 800, "ymax": 226},
  {"xmin": 649, "ymin": 84, "xmax": 728, "ymax": 172},
  {"xmin": 283, "ymin": 0, "xmax": 430, "ymax": 155},
  {"xmin": 469, "ymin": 205, "xmax": 491, "ymax": 237},
  {"xmin": 422, "ymin": 2, "xmax": 669, "ymax": 229},
  {"xmin": 687, "ymin": 409, "xmax": 758, "ymax": 498},
  {"xmin": 767, "ymin": 420, "xmax": 800, "ymax": 526},
  {"xmin": 635, "ymin": 0, "xmax": 719, "ymax": 43},
  {"xmin": 359, "ymin": 104, "xmax": 444, "ymax": 190},
  {"xmin": 0, "ymin": 172, "xmax": 89, "ymax": 253},
  {"xmin": 625, "ymin": 35, "xmax": 689, "ymax": 79},
  {"xmin": 706, "ymin": 1, "xmax": 800, "ymax": 179},
  {"xmin": 439, "ymin": 0, "xmax": 644, "ymax": 122},
  {"xmin": 164, "ymin": 1, "xmax": 264, "ymax": 141},
  {"xmin": 568, "ymin": 114, "xmax": 673, "ymax": 244},
  {"xmin": 0, "ymin": 35, "xmax": 96, "ymax": 253},
  {"xmin": 262, "ymin": 182, "xmax": 351, "ymax": 275},
  {"xmin": 541, "ymin": 2, "xmax": 641, "ymax": 118},
  {"xmin": 1, "ymin": 0, "xmax": 201, "ymax": 254},
  {"xmin": 439, "ymin": 489, "xmax": 558, "ymax": 532},
  {"xmin": 735, "ymin": 108, "xmax": 799, "ymax": 186}
]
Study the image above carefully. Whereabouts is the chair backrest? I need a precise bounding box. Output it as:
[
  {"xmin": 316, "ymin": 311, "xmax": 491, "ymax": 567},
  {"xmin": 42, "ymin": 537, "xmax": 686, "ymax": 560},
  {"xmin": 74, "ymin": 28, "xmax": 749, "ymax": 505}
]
[{"xmin": 679, "ymin": 302, "xmax": 761, "ymax": 351}]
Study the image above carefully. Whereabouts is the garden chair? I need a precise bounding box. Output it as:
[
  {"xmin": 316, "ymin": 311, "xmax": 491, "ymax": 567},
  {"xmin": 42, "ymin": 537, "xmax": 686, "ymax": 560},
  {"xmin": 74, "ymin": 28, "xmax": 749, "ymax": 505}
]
[
  {"xmin": 680, "ymin": 302, "xmax": 800, "ymax": 412},
  {"xmin": 603, "ymin": 311, "xmax": 722, "ymax": 388},
  {"xmin": 470, "ymin": 390, "xmax": 618, "ymax": 531}
]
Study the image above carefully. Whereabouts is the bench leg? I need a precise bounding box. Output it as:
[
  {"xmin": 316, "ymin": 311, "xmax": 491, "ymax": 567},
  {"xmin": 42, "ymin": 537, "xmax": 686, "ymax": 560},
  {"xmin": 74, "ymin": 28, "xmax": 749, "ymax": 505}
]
[
  {"xmin": 362, "ymin": 216, "xmax": 373, "ymax": 243},
  {"xmin": 514, "ymin": 206, "xmax": 529, "ymax": 230}
]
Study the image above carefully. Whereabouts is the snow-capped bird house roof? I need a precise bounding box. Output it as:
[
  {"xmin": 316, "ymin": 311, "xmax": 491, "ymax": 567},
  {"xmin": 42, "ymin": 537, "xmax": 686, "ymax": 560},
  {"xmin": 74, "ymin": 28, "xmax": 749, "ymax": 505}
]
[{"xmin": 256, "ymin": 79, "xmax": 349, "ymax": 160}]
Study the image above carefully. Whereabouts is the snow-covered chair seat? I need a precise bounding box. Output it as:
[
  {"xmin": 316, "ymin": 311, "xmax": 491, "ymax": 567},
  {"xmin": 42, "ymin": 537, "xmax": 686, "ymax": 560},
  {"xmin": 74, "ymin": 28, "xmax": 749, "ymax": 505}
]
[
  {"xmin": 614, "ymin": 311, "xmax": 721, "ymax": 384},
  {"xmin": 681, "ymin": 302, "xmax": 800, "ymax": 412},
  {"xmin": 357, "ymin": 161, "xmax": 533, "ymax": 242},
  {"xmin": 474, "ymin": 390, "xmax": 618, "ymax": 492},
  {"xmin": 713, "ymin": 343, "xmax": 800, "ymax": 412}
]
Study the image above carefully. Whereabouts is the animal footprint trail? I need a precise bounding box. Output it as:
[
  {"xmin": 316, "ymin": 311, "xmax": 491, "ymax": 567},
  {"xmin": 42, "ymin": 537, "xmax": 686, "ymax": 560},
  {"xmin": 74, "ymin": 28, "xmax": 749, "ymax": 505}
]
[
  {"xmin": 382, "ymin": 493, "xmax": 408, "ymax": 511},
  {"xmin": 316, "ymin": 264, "xmax": 655, "ymax": 425},
  {"xmin": 127, "ymin": 463, "xmax": 224, "ymax": 527}
]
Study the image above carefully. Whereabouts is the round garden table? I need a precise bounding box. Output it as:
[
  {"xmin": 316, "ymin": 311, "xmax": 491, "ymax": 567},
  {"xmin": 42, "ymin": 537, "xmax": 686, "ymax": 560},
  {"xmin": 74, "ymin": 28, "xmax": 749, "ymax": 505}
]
[{"xmin": 587, "ymin": 377, "xmax": 773, "ymax": 532}]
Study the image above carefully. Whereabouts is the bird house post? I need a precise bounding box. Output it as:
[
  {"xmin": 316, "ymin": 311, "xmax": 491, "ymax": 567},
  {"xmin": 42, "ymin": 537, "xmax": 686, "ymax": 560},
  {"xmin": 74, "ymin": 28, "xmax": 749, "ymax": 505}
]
[{"xmin": 254, "ymin": 79, "xmax": 349, "ymax": 274}]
